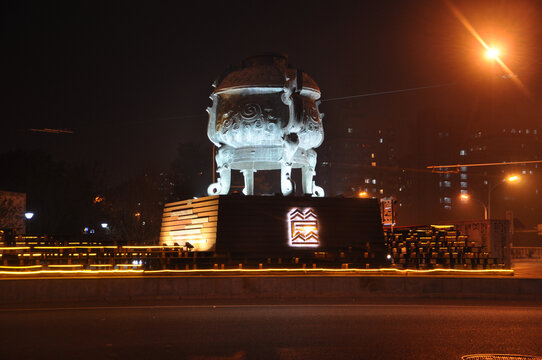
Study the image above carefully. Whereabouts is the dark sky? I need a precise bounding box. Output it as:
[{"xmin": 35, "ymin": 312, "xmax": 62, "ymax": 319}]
[{"xmin": 2, "ymin": 0, "xmax": 541, "ymax": 182}]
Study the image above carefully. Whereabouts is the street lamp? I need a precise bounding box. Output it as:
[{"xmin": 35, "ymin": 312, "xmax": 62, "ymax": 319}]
[
  {"xmin": 485, "ymin": 47, "xmax": 500, "ymax": 60},
  {"xmin": 24, "ymin": 212, "xmax": 34, "ymax": 220},
  {"xmin": 459, "ymin": 194, "xmax": 488, "ymax": 220},
  {"xmin": 488, "ymin": 175, "xmax": 520, "ymax": 219}
]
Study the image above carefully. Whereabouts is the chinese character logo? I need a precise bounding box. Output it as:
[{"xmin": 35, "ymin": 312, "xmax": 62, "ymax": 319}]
[{"xmin": 287, "ymin": 208, "xmax": 319, "ymax": 247}]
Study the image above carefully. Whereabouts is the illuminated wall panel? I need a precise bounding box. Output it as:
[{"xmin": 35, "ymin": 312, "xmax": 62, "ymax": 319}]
[{"xmin": 159, "ymin": 196, "xmax": 219, "ymax": 251}]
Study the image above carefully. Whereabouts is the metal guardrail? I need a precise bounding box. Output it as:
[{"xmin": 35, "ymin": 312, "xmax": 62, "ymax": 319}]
[{"xmin": 511, "ymin": 247, "xmax": 542, "ymax": 259}]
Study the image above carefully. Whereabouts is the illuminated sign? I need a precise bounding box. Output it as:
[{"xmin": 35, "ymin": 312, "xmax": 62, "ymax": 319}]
[
  {"xmin": 380, "ymin": 197, "xmax": 396, "ymax": 226},
  {"xmin": 287, "ymin": 208, "xmax": 319, "ymax": 247}
]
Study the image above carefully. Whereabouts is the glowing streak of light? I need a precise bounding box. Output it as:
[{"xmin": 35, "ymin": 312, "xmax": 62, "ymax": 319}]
[
  {"xmin": 446, "ymin": 1, "xmax": 530, "ymax": 97},
  {"xmin": 0, "ymin": 268, "xmax": 515, "ymax": 276}
]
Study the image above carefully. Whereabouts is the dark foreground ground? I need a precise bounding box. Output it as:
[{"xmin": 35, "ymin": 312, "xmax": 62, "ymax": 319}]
[{"xmin": 1, "ymin": 298, "xmax": 541, "ymax": 360}]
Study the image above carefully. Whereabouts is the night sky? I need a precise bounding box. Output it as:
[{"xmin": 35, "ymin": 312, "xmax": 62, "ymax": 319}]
[{"xmin": 2, "ymin": 0, "xmax": 541, "ymax": 183}]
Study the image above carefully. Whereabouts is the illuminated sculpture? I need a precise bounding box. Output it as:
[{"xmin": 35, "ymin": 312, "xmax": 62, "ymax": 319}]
[{"xmin": 207, "ymin": 54, "xmax": 325, "ymax": 196}]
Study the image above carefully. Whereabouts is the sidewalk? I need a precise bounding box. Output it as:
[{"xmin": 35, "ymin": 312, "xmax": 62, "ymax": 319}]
[{"xmin": 512, "ymin": 259, "xmax": 542, "ymax": 278}]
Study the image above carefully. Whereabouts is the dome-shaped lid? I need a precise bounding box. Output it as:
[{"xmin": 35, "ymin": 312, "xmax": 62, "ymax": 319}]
[{"xmin": 213, "ymin": 53, "xmax": 320, "ymax": 94}]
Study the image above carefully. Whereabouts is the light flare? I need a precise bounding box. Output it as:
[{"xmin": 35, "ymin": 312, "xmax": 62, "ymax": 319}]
[
  {"xmin": 446, "ymin": 1, "xmax": 529, "ymax": 96},
  {"xmin": 485, "ymin": 48, "xmax": 500, "ymax": 59}
]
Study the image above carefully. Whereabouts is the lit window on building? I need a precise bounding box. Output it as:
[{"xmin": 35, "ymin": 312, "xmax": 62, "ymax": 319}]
[
  {"xmin": 379, "ymin": 138, "xmax": 383, "ymax": 143},
  {"xmin": 460, "ymin": 174, "xmax": 468, "ymax": 180},
  {"xmin": 460, "ymin": 167, "xmax": 468, "ymax": 172},
  {"xmin": 522, "ymin": 170, "xmax": 527, "ymax": 174},
  {"xmin": 371, "ymin": 162, "xmax": 376, "ymax": 167},
  {"xmin": 371, "ymin": 153, "xmax": 375, "ymax": 158},
  {"xmin": 444, "ymin": 205, "xmax": 452, "ymax": 210},
  {"xmin": 534, "ymin": 129, "xmax": 538, "ymax": 134},
  {"xmin": 365, "ymin": 178, "xmax": 370, "ymax": 184},
  {"xmin": 460, "ymin": 150, "xmax": 466, "ymax": 156},
  {"xmin": 443, "ymin": 181, "xmax": 451, "ymax": 187},
  {"xmin": 347, "ymin": 128, "xmax": 353, "ymax": 134},
  {"xmin": 511, "ymin": 128, "xmax": 516, "ymax": 134},
  {"xmin": 379, "ymin": 189, "xmax": 384, "ymax": 194},
  {"xmin": 444, "ymin": 197, "xmax": 452, "ymax": 204},
  {"xmin": 460, "ymin": 182, "xmax": 468, "ymax": 188},
  {"xmin": 526, "ymin": 129, "xmax": 530, "ymax": 134},
  {"xmin": 372, "ymin": 179, "xmax": 376, "ymax": 184},
  {"xmin": 460, "ymin": 189, "xmax": 468, "ymax": 194}
]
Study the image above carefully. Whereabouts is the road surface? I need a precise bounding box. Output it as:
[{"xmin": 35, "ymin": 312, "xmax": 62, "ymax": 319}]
[{"xmin": 1, "ymin": 300, "xmax": 541, "ymax": 360}]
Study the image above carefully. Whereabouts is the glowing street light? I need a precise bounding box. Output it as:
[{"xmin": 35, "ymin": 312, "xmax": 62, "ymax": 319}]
[
  {"xmin": 485, "ymin": 47, "xmax": 500, "ymax": 60},
  {"xmin": 488, "ymin": 175, "xmax": 521, "ymax": 219},
  {"xmin": 358, "ymin": 191, "xmax": 369, "ymax": 198},
  {"xmin": 24, "ymin": 212, "xmax": 34, "ymax": 220},
  {"xmin": 100, "ymin": 223, "xmax": 108, "ymax": 229}
]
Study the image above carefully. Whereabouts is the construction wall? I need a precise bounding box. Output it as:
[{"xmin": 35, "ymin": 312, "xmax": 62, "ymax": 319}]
[{"xmin": 452, "ymin": 220, "xmax": 511, "ymax": 267}]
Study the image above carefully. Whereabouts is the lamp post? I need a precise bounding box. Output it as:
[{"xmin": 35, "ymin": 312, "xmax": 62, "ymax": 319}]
[
  {"xmin": 487, "ymin": 175, "xmax": 520, "ymax": 219},
  {"xmin": 459, "ymin": 194, "xmax": 488, "ymax": 220},
  {"xmin": 24, "ymin": 212, "xmax": 34, "ymax": 235}
]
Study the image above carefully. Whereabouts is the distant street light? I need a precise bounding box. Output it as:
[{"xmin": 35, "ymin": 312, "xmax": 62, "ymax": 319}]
[
  {"xmin": 24, "ymin": 212, "xmax": 34, "ymax": 220},
  {"xmin": 488, "ymin": 175, "xmax": 521, "ymax": 219},
  {"xmin": 459, "ymin": 194, "xmax": 488, "ymax": 220},
  {"xmin": 100, "ymin": 223, "xmax": 108, "ymax": 229}
]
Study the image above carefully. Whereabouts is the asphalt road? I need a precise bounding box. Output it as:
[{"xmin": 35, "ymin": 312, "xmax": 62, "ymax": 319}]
[{"xmin": 1, "ymin": 300, "xmax": 541, "ymax": 360}]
